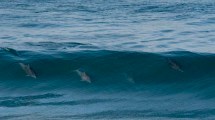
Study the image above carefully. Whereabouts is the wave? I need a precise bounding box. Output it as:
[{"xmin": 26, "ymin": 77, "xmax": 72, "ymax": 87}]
[
  {"xmin": 1, "ymin": 49, "xmax": 214, "ymax": 82},
  {"xmin": 0, "ymin": 93, "xmax": 120, "ymax": 107},
  {"xmin": 0, "ymin": 49, "xmax": 215, "ymax": 96}
]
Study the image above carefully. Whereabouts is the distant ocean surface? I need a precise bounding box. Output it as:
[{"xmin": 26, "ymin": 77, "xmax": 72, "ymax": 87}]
[{"xmin": 0, "ymin": 0, "xmax": 215, "ymax": 119}]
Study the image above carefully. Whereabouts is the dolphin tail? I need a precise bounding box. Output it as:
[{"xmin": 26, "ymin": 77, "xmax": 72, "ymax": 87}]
[
  {"xmin": 70, "ymin": 69, "xmax": 79, "ymax": 73},
  {"xmin": 26, "ymin": 75, "xmax": 37, "ymax": 79}
]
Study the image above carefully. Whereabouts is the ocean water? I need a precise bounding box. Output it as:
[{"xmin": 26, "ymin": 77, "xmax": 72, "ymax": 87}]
[{"xmin": 0, "ymin": 0, "xmax": 215, "ymax": 119}]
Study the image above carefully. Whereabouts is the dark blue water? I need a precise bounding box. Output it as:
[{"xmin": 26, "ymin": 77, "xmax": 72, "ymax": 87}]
[{"xmin": 0, "ymin": 0, "xmax": 215, "ymax": 119}]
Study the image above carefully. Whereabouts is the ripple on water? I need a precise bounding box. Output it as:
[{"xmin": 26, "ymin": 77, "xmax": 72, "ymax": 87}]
[{"xmin": 18, "ymin": 23, "xmax": 60, "ymax": 28}]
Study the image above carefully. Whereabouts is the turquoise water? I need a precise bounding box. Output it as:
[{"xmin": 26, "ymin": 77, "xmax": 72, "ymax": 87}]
[{"xmin": 0, "ymin": 0, "xmax": 215, "ymax": 119}]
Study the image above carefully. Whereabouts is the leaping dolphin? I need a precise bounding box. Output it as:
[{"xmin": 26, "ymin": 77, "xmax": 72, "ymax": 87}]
[
  {"xmin": 19, "ymin": 63, "xmax": 37, "ymax": 79},
  {"xmin": 74, "ymin": 69, "xmax": 91, "ymax": 83},
  {"xmin": 167, "ymin": 59, "xmax": 184, "ymax": 72},
  {"xmin": 1, "ymin": 47, "xmax": 19, "ymax": 56}
]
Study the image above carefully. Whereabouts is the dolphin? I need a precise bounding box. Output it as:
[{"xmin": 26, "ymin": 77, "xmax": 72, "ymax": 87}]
[
  {"xmin": 74, "ymin": 69, "xmax": 91, "ymax": 83},
  {"xmin": 167, "ymin": 59, "xmax": 184, "ymax": 72},
  {"xmin": 123, "ymin": 73, "xmax": 135, "ymax": 84},
  {"xmin": 19, "ymin": 63, "xmax": 37, "ymax": 79},
  {"xmin": 0, "ymin": 47, "xmax": 19, "ymax": 56},
  {"xmin": 127, "ymin": 76, "xmax": 135, "ymax": 84}
]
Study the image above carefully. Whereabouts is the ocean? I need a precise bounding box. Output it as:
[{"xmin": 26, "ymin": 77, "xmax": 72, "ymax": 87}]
[{"xmin": 0, "ymin": 0, "xmax": 215, "ymax": 119}]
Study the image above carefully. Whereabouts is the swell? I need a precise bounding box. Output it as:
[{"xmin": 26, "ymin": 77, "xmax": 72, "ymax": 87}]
[
  {"xmin": 0, "ymin": 50, "xmax": 214, "ymax": 81},
  {"xmin": 0, "ymin": 50, "xmax": 215, "ymax": 94}
]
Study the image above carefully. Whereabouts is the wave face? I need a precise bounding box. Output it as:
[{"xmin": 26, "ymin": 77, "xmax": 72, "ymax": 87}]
[
  {"xmin": 0, "ymin": 50, "xmax": 215, "ymax": 119},
  {"xmin": 0, "ymin": 50, "xmax": 215, "ymax": 88},
  {"xmin": 1, "ymin": 0, "xmax": 215, "ymax": 119}
]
